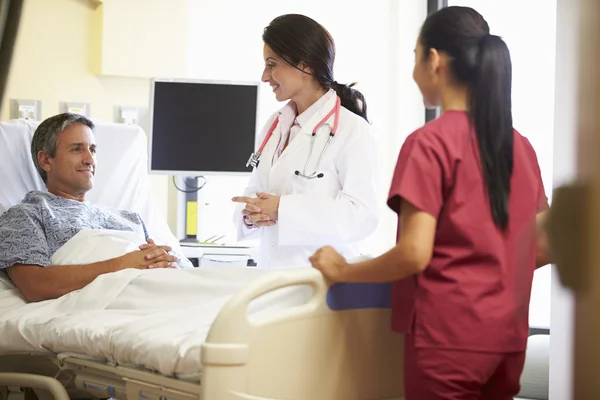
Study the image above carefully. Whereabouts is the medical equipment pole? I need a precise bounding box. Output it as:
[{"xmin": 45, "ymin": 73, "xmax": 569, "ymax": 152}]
[
  {"xmin": 0, "ymin": 0, "xmax": 24, "ymax": 112},
  {"xmin": 183, "ymin": 176, "xmax": 198, "ymax": 243},
  {"xmin": 425, "ymin": 0, "xmax": 448, "ymax": 123}
]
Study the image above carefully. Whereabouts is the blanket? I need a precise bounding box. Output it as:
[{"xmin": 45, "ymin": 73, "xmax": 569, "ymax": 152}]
[{"xmin": 0, "ymin": 230, "xmax": 312, "ymax": 379}]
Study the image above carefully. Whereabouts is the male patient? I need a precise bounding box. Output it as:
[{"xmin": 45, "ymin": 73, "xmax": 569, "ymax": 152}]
[{"xmin": 0, "ymin": 113, "xmax": 192, "ymax": 302}]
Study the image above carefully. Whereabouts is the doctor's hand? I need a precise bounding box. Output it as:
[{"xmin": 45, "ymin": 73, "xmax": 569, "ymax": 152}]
[
  {"xmin": 309, "ymin": 246, "xmax": 349, "ymax": 283},
  {"xmin": 246, "ymin": 214, "xmax": 276, "ymax": 228},
  {"xmin": 232, "ymin": 193, "xmax": 281, "ymax": 225}
]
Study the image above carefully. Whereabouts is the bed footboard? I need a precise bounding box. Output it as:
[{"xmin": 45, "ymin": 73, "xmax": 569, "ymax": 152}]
[{"xmin": 201, "ymin": 269, "xmax": 404, "ymax": 400}]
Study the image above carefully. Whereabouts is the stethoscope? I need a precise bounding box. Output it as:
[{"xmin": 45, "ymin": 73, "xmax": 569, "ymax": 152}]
[{"xmin": 246, "ymin": 96, "xmax": 341, "ymax": 179}]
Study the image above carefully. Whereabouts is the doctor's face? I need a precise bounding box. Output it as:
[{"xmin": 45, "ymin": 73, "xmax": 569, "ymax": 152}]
[
  {"xmin": 413, "ymin": 38, "xmax": 442, "ymax": 108},
  {"xmin": 261, "ymin": 44, "xmax": 308, "ymax": 102}
]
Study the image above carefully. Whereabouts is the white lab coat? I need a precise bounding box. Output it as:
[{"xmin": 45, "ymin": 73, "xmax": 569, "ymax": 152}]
[{"xmin": 235, "ymin": 92, "xmax": 380, "ymax": 269}]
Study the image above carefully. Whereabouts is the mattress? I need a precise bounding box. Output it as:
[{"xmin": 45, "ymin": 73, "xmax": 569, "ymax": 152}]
[{"xmin": 0, "ymin": 266, "xmax": 312, "ymax": 381}]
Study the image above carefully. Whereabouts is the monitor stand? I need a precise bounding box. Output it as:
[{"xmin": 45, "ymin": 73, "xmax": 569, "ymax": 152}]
[{"xmin": 181, "ymin": 176, "xmax": 199, "ymax": 243}]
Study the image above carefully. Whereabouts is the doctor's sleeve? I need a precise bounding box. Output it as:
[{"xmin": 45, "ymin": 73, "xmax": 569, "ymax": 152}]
[
  {"xmin": 234, "ymin": 115, "xmax": 277, "ymax": 242},
  {"xmin": 276, "ymin": 125, "xmax": 381, "ymax": 247},
  {"xmin": 234, "ymin": 170, "xmax": 263, "ymax": 242},
  {"xmin": 387, "ymin": 132, "xmax": 445, "ymax": 219}
]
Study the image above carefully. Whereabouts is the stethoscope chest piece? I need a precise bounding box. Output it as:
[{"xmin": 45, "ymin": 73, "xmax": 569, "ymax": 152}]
[{"xmin": 246, "ymin": 152, "xmax": 261, "ymax": 169}]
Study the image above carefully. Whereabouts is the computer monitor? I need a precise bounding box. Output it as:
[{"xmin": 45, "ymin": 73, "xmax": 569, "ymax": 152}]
[
  {"xmin": 0, "ymin": 0, "xmax": 24, "ymax": 113},
  {"xmin": 148, "ymin": 78, "xmax": 260, "ymax": 175}
]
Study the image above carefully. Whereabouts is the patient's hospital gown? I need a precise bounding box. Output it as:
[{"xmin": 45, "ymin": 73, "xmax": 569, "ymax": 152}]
[{"xmin": 0, "ymin": 190, "xmax": 192, "ymax": 270}]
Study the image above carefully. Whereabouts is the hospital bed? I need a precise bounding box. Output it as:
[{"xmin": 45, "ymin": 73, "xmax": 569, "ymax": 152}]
[{"xmin": 0, "ymin": 119, "xmax": 405, "ymax": 400}]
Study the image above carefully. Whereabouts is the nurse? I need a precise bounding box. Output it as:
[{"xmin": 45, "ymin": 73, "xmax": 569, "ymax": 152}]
[
  {"xmin": 232, "ymin": 14, "xmax": 380, "ymax": 269},
  {"xmin": 310, "ymin": 6, "xmax": 551, "ymax": 399}
]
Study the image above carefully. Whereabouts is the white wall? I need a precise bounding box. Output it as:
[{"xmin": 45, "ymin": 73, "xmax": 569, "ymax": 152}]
[
  {"xmin": 549, "ymin": 0, "xmax": 578, "ymax": 396},
  {"xmin": 185, "ymin": 0, "xmax": 426, "ymax": 249}
]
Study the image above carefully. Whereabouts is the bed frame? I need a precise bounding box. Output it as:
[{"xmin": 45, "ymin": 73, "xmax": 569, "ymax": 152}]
[{"xmin": 0, "ymin": 269, "xmax": 404, "ymax": 400}]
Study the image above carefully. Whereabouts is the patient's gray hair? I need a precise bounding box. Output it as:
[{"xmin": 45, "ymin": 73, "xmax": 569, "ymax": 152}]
[{"xmin": 31, "ymin": 113, "xmax": 95, "ymax": 183}]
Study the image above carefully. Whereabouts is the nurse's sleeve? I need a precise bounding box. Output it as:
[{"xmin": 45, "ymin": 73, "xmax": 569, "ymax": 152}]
[
  {"xmin": 387, "ymin": 132, "xmax": 445, "ymax": 219},
  {"xmin": 535, "ymin": 164, "xmax": 549, "ymax": 213},
  {"xmin": 276, "ymin": 125, "xmax": 381, "ymax": 246}
]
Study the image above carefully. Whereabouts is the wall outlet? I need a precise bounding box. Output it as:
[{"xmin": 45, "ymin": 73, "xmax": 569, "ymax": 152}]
[
  {"xmin": 60, "ymin": 102, "xmax": 91, "ymax": 117},
  {"xmin": 113, "ymin": 105, "xmax": 148, "ymax": 131},
  {"xmin": 9, "ymin": 99, "xmax": 42, "ymax": 121}
]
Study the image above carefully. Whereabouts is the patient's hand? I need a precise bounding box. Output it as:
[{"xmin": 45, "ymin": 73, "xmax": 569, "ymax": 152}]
[
  {"xmin": 117, "ymin": 245, "xmax": 178, "ymax": 270},
  {"xmin": 139, "ymin": 238, "xmax": 172, "ymax": 253}
]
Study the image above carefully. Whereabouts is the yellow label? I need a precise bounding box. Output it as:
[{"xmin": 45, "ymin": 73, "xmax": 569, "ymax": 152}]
[{"xmin": 186, "ymin": 201, "xmax": 198, "ymax": 235}]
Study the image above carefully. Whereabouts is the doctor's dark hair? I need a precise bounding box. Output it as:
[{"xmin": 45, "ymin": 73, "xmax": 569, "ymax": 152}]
[
  {"xmin": 31, "ymin": 113, "xmax": 95, "ymax": 183},
  {"xmin": 263, "ymin": 14, "xmax": 368, "ymax": 122},
  {"xmin": 420, "ymin": 6, "xmax": 513, "ymax": 230}
]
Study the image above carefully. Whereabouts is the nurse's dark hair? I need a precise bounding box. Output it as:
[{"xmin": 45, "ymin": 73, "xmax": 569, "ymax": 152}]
[
  {"xmin": 262, "ymin": 14, "xmax": 368, "ymax": 122},
  {"xmin": 420, "ymin": 6, "xmax": 513, "ymax": 230}
]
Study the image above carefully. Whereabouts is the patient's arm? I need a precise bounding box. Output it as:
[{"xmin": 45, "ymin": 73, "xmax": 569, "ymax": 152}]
[{"xmin": 6, "ymin": 246, "xmax": 178, "ymax": 302}]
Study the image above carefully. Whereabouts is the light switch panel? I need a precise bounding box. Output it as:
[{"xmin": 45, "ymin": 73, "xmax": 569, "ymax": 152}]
[
  {"xmin": 113, "ymin": 106, "xmax": 149, "ymax": 132},
  {"xmin": 9, "ymin": 99, "xmax": 42, "ymax": 121},
  {"xmin": 60, "ymin": 102, "xmax": 90, "ymax": 117}
]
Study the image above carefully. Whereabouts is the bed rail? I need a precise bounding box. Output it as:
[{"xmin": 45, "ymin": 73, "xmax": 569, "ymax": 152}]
[
  {"xmin": 0, "ymin": 373, "xmax": 69, "ymax": 400},
  {"xmin": 201, "ymin": 268, "xmax": 404, "ymax": 400}
]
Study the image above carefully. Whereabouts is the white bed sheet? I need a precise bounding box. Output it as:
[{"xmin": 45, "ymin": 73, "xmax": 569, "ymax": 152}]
[
  {"xmin": 0, "ymin": 267, "xmax": 311, "ymax": 380},
  {"xmin": 0, "ymin": 231, "xmax": 312, "ymax": 380}
]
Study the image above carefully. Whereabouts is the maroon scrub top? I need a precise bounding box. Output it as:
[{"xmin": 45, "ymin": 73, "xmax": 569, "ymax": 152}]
[{"xmin": 388, "ymin": 110, "xmax": 548, "ymax": 353}]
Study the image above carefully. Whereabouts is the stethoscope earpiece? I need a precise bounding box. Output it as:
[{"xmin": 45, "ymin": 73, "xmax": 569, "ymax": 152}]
[{"xmin": 294, "ymin": 170, "xmax": 300, "ymax": 176}]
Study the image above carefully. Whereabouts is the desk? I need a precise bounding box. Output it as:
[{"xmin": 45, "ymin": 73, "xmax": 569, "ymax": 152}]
[{"xmin": 180, "ymin": 243, "xmax": 259, "ymax": 267}]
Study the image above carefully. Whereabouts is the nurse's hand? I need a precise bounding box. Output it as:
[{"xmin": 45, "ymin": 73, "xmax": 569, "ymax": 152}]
[{"xmin": 309, "ymin": 246, "xmax": 348, "ymax": 282}]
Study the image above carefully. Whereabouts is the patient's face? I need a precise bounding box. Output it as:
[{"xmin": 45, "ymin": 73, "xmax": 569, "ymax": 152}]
[{"xmin": 43, "ymin": 123, "xmax": 97, "ymax": 199}]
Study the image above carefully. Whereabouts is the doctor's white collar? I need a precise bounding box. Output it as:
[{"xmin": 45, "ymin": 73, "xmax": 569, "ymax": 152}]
[{"xmin": 278, "ymin": 88, "xmax": 337, "ymax": 130}]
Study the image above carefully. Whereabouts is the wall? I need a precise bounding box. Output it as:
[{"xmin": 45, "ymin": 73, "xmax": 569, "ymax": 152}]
[
  {"xmin": 92, "ymin": 0, "xmax": 189, "ymax": 78},
  {"xmin": 183, "ymin": 0, "xmax": 427, "ymax": 249},
  {"xmin": 549, "ymin": 0, "xmax": 579, "ymax": 396},
  {"xmin": 2, "ymin": 0, "xmax": 169, "ymax": 216}
]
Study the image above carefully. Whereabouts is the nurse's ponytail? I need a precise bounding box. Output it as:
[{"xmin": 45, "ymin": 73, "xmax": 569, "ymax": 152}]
[
  {"xmin": 263, "ymin": 14, "xmax": 369, "ymax": 123},
  {"xmin": 470, "ymin": 34, "xmax": 513, "ymax": 231},
  {"xmin": 420, "ymin": 6, "xmax": 513, "ymax": 230}
]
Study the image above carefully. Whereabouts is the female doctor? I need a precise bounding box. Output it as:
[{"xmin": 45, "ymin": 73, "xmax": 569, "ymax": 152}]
[{"xmin": 232, "ymin": 14, "xmax": 380, "ymax": 269}]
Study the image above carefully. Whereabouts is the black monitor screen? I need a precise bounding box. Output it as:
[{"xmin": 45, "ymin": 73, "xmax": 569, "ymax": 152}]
[{"xmin": 150, "ymin": 80, "xmax": 258, "ymax": 174}]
